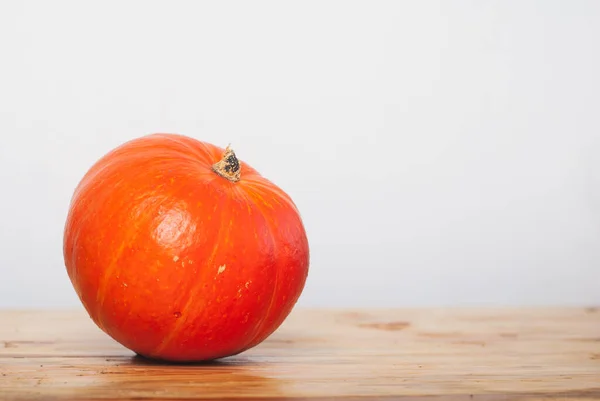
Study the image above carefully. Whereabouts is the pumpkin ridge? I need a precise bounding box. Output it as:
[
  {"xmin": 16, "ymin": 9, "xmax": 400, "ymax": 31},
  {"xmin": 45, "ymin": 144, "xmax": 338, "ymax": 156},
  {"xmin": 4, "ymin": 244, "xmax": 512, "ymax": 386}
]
[
  {"xmin": 149, "ymin": 192, "xmax": 232, "ymax": 358},
  {"xmin": 93, "ymin": 190, "xmax": 164, "ymax": 333},
  {"xmin": 243, "ymin": 178, "xmax": 300, "ymax": 216},
  {"xmin": 236, "ymin": 187, "xmax": 282, "ymax": 350}
]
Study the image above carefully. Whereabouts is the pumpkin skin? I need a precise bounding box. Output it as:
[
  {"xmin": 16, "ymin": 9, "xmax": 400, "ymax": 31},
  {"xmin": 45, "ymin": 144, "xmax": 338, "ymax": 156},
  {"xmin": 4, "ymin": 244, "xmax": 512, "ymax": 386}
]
[{"xmin": 63, "ymin": 133, "xmax": 309, "ymax": 362}]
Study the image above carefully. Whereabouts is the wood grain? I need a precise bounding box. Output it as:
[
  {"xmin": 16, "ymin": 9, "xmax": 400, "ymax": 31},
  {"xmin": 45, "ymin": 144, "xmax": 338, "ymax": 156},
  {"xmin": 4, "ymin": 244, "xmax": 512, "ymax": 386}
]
[{"xmin": 0, "ymin": 308, "xmax": 599, "ymax": 400}]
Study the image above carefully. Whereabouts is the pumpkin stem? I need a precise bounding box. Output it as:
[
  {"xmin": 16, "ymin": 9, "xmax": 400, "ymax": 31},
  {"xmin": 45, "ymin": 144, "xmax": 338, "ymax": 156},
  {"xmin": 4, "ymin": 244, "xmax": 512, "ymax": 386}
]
[{"xmin": 212, "ymin": 145, "xmax": 241, "ymax": 182}]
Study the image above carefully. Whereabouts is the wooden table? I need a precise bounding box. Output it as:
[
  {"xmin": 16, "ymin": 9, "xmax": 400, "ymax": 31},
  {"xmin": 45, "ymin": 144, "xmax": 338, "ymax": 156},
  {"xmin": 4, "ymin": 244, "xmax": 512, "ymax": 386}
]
[{"xmin": 1, "ymin": 308, "xmax": 599, "ymax": 400}]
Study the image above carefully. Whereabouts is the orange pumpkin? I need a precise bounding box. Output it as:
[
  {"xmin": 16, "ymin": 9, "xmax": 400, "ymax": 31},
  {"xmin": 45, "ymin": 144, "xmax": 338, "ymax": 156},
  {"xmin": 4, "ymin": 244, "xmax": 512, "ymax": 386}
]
[{"xmin": 63, "ymin": 133, "xmax": 310, "ymax": 362}]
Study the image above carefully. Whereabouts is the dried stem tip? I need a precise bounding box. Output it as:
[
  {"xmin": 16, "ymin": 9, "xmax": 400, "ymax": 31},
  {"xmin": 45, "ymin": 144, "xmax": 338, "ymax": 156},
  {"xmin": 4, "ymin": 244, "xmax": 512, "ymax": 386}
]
[{"xmin": 212, "ymin": 145, "xmax": 241, "ymax": 182}]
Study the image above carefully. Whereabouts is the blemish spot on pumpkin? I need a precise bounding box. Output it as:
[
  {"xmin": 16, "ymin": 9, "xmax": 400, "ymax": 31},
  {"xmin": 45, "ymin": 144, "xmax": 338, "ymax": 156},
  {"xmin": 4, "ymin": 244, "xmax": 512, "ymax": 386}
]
[
  {"xmin": 245, "ymin": 280, "xmax": 251, "ymax": 289},
  {"xmin": 173, "ymin": 311, "xmax": 181, "ymax": 318},
  {"xmin": 173, "ymin": 255, "xmax": 179, "ymax": 262},
  {"xmin": 359, "ymin": 321, "xmax": 411, "ymax": 331},
  {"xmin": 122, "ymin": 282, "xmax": 128, "ymax": 288},
  {"xmin": 218, "ymin": 265, "xmax": 226, "ymax": 274}
]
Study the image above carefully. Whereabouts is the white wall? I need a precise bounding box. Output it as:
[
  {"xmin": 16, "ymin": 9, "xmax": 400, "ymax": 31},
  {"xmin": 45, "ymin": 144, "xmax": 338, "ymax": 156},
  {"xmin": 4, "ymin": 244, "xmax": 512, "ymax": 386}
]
[{"xmin": 1, "ymin": 1, "xmax": 599, "ymax": 308}]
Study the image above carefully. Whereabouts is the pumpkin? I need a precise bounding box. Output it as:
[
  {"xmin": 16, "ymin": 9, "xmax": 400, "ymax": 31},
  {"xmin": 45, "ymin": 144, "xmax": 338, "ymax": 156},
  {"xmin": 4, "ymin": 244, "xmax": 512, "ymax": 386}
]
[{"xmin": 63, "ymin": 133, "xmax": 310, "ymax": 362}]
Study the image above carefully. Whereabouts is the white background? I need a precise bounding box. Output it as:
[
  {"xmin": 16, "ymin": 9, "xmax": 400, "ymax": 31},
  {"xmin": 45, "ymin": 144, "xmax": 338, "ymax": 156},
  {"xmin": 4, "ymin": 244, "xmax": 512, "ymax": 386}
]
[{"xmin": 1, "ymin": 1, "xmax": 599, "ymax": 308}]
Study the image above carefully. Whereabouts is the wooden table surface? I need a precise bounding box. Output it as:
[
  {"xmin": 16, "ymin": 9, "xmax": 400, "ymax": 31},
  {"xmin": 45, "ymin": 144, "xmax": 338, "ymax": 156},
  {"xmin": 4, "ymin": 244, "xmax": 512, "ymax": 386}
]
[{"xmin": 0, "ymin": 308, "xmax": 599, "ymax": 400}]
